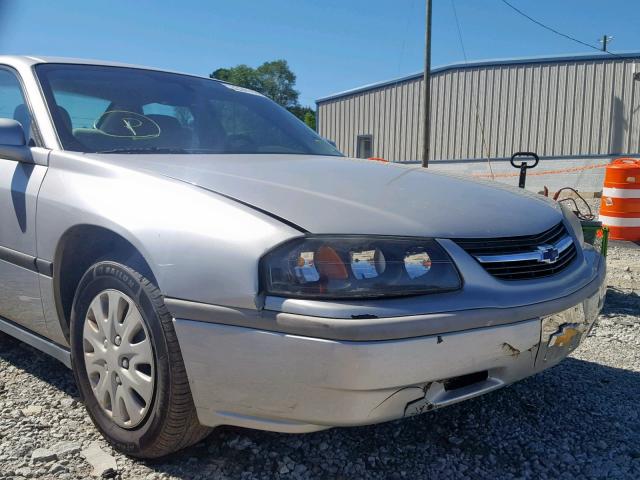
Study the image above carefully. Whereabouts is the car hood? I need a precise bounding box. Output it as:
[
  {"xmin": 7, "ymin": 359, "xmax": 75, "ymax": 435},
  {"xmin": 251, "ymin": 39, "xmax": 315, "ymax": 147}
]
[{"xmin": 95, "ymin": 154, "xmax": 563, "ymax": 237}]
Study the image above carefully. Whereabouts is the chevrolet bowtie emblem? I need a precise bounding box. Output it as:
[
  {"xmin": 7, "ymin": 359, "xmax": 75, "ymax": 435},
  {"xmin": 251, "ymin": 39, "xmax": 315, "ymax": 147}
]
[{"xmin": 536, "ymin": 244, "xmax": 560, "ymax": 264}]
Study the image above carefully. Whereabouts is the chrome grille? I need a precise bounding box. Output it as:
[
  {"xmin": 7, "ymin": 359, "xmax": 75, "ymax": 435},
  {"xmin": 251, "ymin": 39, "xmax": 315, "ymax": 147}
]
[{"xmin": 454, "ymin": 222, "xmax": 577, "ymax": 280}]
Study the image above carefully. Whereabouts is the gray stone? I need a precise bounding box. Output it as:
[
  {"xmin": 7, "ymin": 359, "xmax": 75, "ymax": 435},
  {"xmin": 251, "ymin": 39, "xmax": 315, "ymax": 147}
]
[
  {"xmin": 60, "ymin": 398, "xmax": 76, "ymax": 409},
  {"xmin": 31, "ymin": 448, "xmax": 57, "ymax": 463},
  {"xmin": 560, "ymin": 452, "xmax": 575, "ymax": 464},
  {"xmin": 48, "ymin": 463, "xmax": 66, "ymax": 474},
  {"xmin": 21, "ymin": 405, "xmax": 42, "ymax": 416},
  {"xmin": 81, "ymin": 442, "xmax": 117, "ymax": 477},
  {"xmin": 14, "ymin": 467, "xmax": 32, "ymax": 477},
  {"xmin": 51, "ymin": 441, "xmax": 82, "ymax": 458}
]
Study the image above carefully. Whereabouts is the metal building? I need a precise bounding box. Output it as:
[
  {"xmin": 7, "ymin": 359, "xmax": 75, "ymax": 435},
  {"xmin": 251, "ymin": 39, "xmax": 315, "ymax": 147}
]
[{"xmin": 316, "ymin": 53, "xmax": 640, "ymax": 165}]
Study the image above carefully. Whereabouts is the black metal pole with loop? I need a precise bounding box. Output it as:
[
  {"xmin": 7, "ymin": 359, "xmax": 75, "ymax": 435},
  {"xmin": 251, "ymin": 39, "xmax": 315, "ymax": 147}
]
[{"xmin": 510, "ymin": 152, "xmax": 539, "ymax": 188}]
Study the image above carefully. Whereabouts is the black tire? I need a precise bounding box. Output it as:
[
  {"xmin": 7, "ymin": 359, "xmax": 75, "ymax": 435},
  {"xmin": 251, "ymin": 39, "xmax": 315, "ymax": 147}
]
[{"xmin": 70, "ymin": 260, "xmax": 211, "ymax": 458}]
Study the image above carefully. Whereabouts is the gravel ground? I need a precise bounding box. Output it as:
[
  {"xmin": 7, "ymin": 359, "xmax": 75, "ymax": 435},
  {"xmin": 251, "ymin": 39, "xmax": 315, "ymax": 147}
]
[{"xmin": 1, "ymin": 202, "xmax": 639, "ymax": 479}]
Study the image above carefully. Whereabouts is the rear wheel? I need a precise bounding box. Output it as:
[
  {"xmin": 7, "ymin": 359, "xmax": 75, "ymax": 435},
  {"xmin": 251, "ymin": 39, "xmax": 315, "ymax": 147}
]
[{"xmin": 70, "ymin": 260, "xmax": 211, "ymax": 458}]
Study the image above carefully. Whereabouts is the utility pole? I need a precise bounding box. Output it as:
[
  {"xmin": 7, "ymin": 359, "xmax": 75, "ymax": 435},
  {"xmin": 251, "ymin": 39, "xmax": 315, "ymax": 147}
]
[
  {"xmin": 421, "ymin": 0, "xmax": 433, "ymax": 167},
  {"xmin": 599, "ymin": 34, "xmax": 613, "ymax": 52}
]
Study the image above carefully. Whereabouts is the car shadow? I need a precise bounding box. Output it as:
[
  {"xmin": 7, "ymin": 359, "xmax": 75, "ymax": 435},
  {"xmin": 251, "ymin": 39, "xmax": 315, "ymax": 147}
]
[
  {"xmin": 0, "ymin": 332, "xmax": 78, "ymax": 398},
  {"xmin": 601, "ymin": 287, "xmax": 640, "ymax": 318},
  {"xmin": 10, "ymin": 162, "xmax": 35, "ymax": 233}
]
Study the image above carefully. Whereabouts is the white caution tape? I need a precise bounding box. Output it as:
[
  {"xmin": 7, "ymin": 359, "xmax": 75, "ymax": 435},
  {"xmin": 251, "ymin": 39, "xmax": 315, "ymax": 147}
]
[
  {"xmin": 599, "ymin": 215, "xmax": 640, "ymax": 227},
  {"xmin": 602, "ymin": 187, "xmax": 640, "ymax": 199}
]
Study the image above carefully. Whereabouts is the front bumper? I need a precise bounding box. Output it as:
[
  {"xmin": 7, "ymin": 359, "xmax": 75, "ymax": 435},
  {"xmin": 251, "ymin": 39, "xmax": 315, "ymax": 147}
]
[{"xmin": 172, "ymin": 266, "xmax": 606, "ymax": 433}]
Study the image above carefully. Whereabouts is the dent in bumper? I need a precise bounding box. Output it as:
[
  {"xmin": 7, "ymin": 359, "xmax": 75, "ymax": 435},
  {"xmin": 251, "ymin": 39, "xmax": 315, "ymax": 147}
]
[
  {"xmin": 537, "ymin": 275, "xmax": 606, "ymax": 368},
  {"xmin": 173, "ymin": 278, "xmax": 604, "ymax": 432},
  {"xmin": 174, "ymin": 318, "xmax": 541, "ymax": 431}
]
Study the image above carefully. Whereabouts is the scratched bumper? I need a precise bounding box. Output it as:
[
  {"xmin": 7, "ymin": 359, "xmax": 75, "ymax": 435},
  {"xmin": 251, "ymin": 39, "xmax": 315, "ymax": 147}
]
[{"xmin": 173, "ymin": 279, "xmax": 606, "ymax": 433}]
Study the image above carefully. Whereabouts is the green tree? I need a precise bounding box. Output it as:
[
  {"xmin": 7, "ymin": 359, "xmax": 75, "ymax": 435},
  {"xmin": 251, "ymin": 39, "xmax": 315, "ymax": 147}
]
[
  {"xmin": 211, "ymin": 60, "xmax": 299, "ymax": 108},
  {"xmin": 303, "ymin": 110, "xmax": 316, "ymax": 130},
  {"xmin": 288, "ymin": 106, "xmax": 316, "ymax": 130},
  {"xmin": 255, "ymin": 60, "xmax": 299, "ymax": 109},
  {"xmin": 211, "ymin": 64, "xmax": 261, "ymax": 92},
  {"xmin": 210, "ymin": 59, "xmax": 316, "ymax": 129}
]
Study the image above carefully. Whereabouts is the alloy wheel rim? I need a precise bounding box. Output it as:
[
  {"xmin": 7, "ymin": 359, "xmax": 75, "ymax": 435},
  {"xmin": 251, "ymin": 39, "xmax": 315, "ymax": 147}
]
[{"xmin": 82, "ymin": 289, "xmax": 155, "ymax": 429}]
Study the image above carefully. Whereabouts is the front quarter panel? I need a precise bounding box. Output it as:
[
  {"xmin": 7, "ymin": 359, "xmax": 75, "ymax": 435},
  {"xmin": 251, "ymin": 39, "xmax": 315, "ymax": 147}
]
[{"xmin": 36, "ymin": 151, "xmax": 301, "ymax": 309}]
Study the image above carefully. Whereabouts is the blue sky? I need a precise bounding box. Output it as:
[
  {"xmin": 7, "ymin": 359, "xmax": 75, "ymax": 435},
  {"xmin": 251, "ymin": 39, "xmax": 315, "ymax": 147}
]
[{"xmin": 0, "ymin": 0, "xmax": 637, "ymax": 106}]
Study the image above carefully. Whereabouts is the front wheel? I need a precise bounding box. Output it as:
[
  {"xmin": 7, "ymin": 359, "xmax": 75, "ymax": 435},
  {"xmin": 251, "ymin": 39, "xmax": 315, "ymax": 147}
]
[{"xmin": 70, "ymin": 260, "xmax": 211, "ymax": 458}]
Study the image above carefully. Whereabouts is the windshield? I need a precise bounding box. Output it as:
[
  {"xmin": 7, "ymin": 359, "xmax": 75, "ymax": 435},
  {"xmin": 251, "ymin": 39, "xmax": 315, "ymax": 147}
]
[{"xmin": 35, "ymin": 63, "xmax": 341, "ymax": 156}]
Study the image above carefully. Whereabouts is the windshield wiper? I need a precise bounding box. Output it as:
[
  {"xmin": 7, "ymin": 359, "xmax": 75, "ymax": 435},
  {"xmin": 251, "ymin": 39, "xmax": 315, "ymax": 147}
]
[{"xmin": 96, "ymin": 147, "xmax": 191, "ymax": 154}]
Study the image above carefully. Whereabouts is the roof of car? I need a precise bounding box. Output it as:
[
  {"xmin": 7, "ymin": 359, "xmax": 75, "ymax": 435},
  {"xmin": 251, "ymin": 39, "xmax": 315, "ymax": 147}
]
[{"xmin": 0, "ymin": 55, "xmax": 195, "ymax": 77}]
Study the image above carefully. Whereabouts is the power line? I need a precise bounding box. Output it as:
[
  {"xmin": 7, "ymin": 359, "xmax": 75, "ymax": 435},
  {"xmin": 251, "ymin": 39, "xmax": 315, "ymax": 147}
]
[
  {"xmin": 499, "ymin": 0, "xmax": 619, "ymax": 57},
  {"xmin": 450, "ymin": 0, "xmax": 468, "ymax": 61},
  {"xmin": 397, "ymin": 0, "xmax": 417, "ymax": 74},
  {"xmin": 450, "ymin": 0, "xmax": 495, "ymax": 179}
]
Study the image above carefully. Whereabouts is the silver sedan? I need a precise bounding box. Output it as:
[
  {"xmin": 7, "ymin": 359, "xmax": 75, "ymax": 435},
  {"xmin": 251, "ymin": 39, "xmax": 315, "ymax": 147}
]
[{"xmin": 0, "ymin": 56, "xmax": 605, "ymax": 458}]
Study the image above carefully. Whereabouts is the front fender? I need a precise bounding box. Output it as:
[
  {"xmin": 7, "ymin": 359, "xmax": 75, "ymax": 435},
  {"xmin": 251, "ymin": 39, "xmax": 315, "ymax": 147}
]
[{"xmin": 36, "ymin": 151, "xmax": 300, "ymax": 309}]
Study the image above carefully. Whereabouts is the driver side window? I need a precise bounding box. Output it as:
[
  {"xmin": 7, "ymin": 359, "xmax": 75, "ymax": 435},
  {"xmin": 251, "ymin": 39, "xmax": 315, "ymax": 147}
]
[{"xmin": 0, "ymin": 68, "xmax": 32, "ymax": 143}]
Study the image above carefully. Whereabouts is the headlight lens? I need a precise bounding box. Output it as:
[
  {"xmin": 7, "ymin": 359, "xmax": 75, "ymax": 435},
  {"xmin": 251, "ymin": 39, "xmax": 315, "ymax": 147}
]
[
  {"xmin": 560, "ymin": 203, "xmax": 585, "ymax": 246},
  {"xmin": 261, "ymin": 236, "xmax": 462, "ymax": 299}
]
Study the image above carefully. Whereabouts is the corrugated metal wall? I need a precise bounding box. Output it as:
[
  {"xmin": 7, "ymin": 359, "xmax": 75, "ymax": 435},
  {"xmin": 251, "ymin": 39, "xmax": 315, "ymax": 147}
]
[{"xmin": 317, "ymin": 57, "xmax": 640, "ymax": 162}]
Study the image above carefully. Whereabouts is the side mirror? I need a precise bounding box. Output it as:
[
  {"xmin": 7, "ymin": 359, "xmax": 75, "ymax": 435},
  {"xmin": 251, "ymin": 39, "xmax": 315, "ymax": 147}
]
[{"xmin": 0, "ymin": 118, "xmax": 32, "ymax": 163}]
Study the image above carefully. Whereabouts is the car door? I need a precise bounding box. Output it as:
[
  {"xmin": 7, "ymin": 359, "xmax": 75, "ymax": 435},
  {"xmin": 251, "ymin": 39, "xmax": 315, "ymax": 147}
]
[{"xmin": 0, "ymin": 66, "xmax": 48, "ymax": 336}]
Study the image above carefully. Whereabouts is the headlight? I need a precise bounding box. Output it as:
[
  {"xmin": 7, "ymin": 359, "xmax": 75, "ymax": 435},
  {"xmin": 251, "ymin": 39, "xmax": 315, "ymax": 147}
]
[
  {"xmin": 261, "ymin": 236, "xmax": 462, "ymax": 299},
  {"xmin": 560, "ymin": 203, "xmax": 585, "ymax": 246}
]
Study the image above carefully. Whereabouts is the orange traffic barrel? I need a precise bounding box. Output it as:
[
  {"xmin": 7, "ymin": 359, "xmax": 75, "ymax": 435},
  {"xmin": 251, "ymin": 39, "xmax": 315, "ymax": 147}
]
[{"xmin": 600, "ymin": 157, "xmax": 640, "ymax": 241}]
